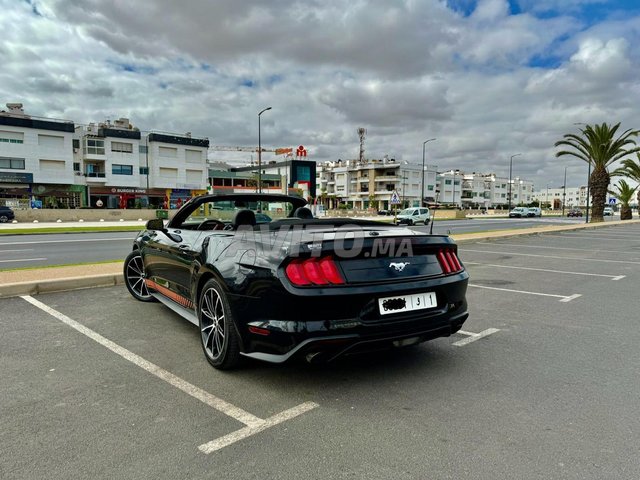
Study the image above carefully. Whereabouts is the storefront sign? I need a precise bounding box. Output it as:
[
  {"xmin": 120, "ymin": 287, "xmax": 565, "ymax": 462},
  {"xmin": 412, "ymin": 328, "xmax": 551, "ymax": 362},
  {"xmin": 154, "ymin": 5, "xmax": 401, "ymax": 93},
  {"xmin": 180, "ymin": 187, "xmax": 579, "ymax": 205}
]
[
  {"xmin": 110, "ymin": 187, "xmax": 148, "ymax": 194},
  {"xmin": 0, "ymin": 172, "xmax": 33, "ymax": 184}
]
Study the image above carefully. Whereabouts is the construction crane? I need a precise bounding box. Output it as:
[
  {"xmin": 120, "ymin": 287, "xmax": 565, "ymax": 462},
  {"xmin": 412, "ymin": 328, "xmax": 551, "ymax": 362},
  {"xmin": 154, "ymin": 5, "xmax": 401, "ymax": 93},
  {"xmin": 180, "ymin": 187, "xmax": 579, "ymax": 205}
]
[{"xmin": 210, "ymin": 146, "xmax": 276, "ymax": 153}]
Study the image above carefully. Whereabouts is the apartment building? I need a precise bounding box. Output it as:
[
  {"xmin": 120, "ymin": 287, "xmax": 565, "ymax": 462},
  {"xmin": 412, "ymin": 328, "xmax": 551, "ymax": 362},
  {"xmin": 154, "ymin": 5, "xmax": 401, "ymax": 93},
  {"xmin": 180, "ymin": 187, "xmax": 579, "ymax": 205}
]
[
  {"xmin": 437, "ymin": 171, "xmax": 534, "ymax": 208},
  {"xmin": 317, "ymin": 158, "xmax": 438, "ymax": 210},
  {"xmin": 0, "ymin": 103, "xmax": 78, "ymax": 208},
  {"xmin": 0, "ymin": 104, "xmax": 209, "ymax": 209}
]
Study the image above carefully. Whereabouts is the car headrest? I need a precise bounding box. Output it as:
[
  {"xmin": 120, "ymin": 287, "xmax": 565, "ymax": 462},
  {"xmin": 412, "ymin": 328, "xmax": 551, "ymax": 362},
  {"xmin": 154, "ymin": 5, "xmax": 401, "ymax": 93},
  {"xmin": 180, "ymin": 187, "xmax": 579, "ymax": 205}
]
[
  {"xmin": 293, "ymin": 207, "xmax": 314, "ymax": 219},
  {"xmin": 232, "ymin": 209, "xmax": 256, "ymax": 228}
]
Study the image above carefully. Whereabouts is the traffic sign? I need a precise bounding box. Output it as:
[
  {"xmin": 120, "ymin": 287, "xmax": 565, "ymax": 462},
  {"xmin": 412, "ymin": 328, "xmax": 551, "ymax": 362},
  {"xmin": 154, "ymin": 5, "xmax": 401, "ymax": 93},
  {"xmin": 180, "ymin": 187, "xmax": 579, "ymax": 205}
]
[
  {"xmin": 609, "ymin": 198, "xmax": 616, "ymax": 204},
  {"xmin": 390, "ymin": 190, "xmax": 401, "ymax": 205}
]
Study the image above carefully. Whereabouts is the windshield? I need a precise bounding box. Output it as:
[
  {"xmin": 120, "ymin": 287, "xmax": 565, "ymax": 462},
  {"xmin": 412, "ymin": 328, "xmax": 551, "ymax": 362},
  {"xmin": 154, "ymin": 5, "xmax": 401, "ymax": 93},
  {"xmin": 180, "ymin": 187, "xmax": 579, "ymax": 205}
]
[
  {"xmin": 169, "ymin": 194, "xmax": 306, "ymax": 229},
  {"xmin": 399, "ymin": 208, "xmax": 415, "ymax": 215}
]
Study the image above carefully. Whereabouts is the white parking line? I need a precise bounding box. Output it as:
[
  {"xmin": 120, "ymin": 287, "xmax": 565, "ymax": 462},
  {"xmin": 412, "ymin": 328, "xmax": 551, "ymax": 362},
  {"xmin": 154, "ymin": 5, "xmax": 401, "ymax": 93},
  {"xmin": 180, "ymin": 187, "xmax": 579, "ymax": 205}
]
[
  {"xmin": 198, "ymin": 402, "xmax": 318, "ymax": 454},
  {"xmin": 468, "ymin": 284, "xmax": 581, "ymax": 302},
  {"xmin": 464, "ymin": 262, "xmax": 625, "ymax": 281},
  {"xmin": 453, "ymin": 328, "xmax": 500, "ymax": 347},
  {"xmin": 475, "ymin": 242, "xmax": 632, "ymax": 253},
  {"xmin": 0, "ymin": 257, "xmax": 47, "ymax": 263},
  {"xmin": 21, "ymin": 295, "xmax": 318, "ymax": 453},
  {"xmin": 540, "ymin": 233, "xmax": 639, "ymax": 241},
  {"xmin": 0, "ymin": 249, "xmax": 35, "ymax": 253},
  {"xmin": 464, "ymin": 249, "xmax": 640, "ymax": 265}
]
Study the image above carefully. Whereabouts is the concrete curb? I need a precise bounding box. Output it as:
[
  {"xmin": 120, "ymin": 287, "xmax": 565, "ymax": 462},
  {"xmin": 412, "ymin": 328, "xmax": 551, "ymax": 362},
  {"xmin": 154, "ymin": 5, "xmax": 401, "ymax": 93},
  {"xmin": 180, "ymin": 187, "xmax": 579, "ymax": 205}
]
[
  {"xmin": 1, "ymin": 218, "xmax": 639, "ymax": 298},
  {"xmin": 0, "ymin": 273, "xmax": 124, "ymax": 298}
]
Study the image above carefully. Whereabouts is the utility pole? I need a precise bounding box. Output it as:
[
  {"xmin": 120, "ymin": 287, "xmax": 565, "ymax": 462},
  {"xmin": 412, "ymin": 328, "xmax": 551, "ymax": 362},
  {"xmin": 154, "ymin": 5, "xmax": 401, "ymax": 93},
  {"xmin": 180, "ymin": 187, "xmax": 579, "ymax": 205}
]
[
  {"xmin": 562, "ymin": 167, "xmax": 567, "ymax": 217},
  {"xmin": 508, "ymin": 153, "xmax": 521, "ymax": 210}
]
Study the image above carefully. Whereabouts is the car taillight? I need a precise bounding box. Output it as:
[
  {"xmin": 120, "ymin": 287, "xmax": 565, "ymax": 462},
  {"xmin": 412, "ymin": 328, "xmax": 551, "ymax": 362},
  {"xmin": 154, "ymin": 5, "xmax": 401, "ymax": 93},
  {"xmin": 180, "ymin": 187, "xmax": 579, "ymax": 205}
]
[
  {"xmin": 437, "ymin": 248, "xmax": 463, "ymax": 274},
  {"xmin": 285, "ymin": 256, "xmax": 346, "ymax": 286}
]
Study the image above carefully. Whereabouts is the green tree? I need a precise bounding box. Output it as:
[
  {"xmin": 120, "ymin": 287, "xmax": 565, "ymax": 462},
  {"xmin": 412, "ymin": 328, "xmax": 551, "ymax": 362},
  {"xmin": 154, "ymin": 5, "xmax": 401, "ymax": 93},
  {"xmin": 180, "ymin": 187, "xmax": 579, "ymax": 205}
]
[
  {"xmin": 612, "ymin": 154, "xmax": 640, "ymax": 210},
  {"xmin": 608, "ymin": 179, "xmax": 637, "ymax": 220},
  {"xmin": 555, "ymin": 123, "xmax": 640, "ymax": 222}
]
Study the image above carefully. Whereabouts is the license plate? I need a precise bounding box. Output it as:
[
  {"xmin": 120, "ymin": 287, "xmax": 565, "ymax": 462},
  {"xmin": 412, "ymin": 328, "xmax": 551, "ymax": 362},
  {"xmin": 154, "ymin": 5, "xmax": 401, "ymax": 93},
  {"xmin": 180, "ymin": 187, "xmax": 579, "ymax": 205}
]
[{"xmin": 378, "ymin": 291, "xmax": 437, "ymax": 315}]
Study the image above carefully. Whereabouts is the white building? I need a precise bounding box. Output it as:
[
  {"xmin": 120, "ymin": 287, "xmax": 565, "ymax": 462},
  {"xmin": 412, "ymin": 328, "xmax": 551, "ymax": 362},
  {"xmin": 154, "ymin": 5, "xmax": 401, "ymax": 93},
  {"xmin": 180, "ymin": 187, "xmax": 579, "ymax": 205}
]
[
  {"xmin": 436, "ymin": 171, "xmax": 534, "ymax": 208},
  {"xmin": 0, "ymin": 103, "xmax": 78, "ymax": 208},
  {"xmin": 316, "ymin": 157, "xmax": 438, "ymax": 210}
]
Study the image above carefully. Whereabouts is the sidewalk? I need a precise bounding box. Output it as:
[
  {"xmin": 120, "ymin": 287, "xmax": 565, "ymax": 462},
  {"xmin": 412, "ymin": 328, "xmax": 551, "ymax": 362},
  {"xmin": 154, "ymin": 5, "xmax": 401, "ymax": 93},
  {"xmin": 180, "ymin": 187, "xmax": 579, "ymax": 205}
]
[{"xmin": 1, "ymin": 219, "xmax": 638, "ymax": 298}]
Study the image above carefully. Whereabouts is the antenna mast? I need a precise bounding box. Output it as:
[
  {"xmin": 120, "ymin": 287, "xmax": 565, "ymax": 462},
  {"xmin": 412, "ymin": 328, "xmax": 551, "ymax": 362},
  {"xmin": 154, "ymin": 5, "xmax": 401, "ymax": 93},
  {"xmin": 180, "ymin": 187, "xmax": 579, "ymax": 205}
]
[{"xmin": 357, "ymin": 127, "xmax": 366, "ymax": 162}]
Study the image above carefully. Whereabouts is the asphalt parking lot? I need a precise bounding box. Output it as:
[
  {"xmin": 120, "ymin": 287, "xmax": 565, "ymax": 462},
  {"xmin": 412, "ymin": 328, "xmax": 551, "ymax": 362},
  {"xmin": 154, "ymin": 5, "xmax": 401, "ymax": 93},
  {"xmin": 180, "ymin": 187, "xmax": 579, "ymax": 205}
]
[{"xmin": 2, "ymin": 224, "xmax": 639, "ymax": 479}]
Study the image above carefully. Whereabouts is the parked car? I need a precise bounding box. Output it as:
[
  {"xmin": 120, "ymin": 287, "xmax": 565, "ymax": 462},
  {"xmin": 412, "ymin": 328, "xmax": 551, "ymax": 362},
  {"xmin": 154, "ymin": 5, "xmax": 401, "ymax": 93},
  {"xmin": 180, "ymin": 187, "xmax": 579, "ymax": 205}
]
[
  {"xmin": 527, "ymin": 207, "xmax": 542, "ymax": 217},
  {"xmin": 395, "ymin": 207, "xmax": 431, "ymax": 225},
  {"xmin": 0, "ymin": 206, "xmax": 15, "ymax": 223},
  {"xmin": 377, "ymin": 209, "xmax": 392, "ymax": 216},
  {"xmin": 508, "ymin": 207, "xmax": 529, "ymax": 218},
  {"xmin": 124, "ymin": 193, "xmax": 469, "ymax": 369},
  {"xmin": 603, "ymin": 206, "xmax": 614, "ymax": 216},
  {"xmin": 567, "ymin": 209, "xmax": 583, "ymax": 217}
]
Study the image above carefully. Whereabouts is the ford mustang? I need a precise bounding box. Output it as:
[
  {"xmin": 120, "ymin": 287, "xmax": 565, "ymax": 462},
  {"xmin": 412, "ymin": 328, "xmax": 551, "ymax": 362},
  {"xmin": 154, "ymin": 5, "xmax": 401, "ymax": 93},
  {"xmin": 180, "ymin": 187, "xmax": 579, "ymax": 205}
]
[{"xmin": 124, "ymin": 193, "xmax": 469, "ymax": 369}]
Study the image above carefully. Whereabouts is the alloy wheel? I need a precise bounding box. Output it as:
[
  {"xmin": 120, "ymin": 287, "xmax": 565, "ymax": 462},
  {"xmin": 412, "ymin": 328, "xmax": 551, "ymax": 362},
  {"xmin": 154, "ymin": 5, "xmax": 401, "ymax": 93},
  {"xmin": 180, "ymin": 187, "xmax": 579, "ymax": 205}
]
[
  {"xmin": 200, "ymin": 287, "xmax": 226, "ymax": 360},
  {"xmin": 125, "ymin": 253, "xmax": 152, "ymax": 300}
]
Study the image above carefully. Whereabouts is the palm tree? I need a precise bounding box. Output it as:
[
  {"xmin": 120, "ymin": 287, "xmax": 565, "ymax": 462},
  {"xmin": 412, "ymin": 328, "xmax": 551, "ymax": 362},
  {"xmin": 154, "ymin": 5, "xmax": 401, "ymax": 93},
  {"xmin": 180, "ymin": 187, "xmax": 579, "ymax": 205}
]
[
  {"xmin": 608, "ymin": 179, "xmax": 637, "ymax": 220},
  {"xmin": 555, "ymin": 123, "xmax": 640, "ymax": 222},
  {"xmin": 612, "ymin": 154, "xmax": 640, "ymax": 210}
]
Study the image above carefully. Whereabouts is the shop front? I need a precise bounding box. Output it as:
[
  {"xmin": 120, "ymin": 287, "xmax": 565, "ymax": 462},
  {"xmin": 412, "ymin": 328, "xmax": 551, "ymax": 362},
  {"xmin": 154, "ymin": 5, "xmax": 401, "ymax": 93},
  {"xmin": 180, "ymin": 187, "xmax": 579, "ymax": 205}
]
[
  {"xmin": 89, "ymin": 187, "xmax": 167, "ymax": 209},
  {"xmin": 0, "ymin": 171, "xmax": 32, "ymax": 208},
  {"xmin": 166, "ymin": 188, "xmax": 207, "ymax": 209},
  {"xmin": 30, "ymin": 184, "xmax": 84, "ymax": 209}
]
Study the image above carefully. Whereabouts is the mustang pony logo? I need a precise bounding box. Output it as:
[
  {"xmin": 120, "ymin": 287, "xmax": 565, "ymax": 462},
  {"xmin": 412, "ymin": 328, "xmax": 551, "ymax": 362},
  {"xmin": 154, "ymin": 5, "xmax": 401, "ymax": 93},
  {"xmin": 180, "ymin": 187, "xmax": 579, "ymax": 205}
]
[{"xmin": 389, "ymin": 262, "xmax": 410, "ymax": 272}]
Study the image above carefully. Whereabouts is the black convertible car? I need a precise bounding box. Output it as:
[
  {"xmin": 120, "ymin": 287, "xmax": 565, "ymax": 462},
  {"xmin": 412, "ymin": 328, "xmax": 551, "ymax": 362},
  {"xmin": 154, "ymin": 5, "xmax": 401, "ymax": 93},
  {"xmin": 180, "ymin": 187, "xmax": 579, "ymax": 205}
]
[{"xmin": 124, "ymin": 193, "xmax": 469, "ymax": 369}]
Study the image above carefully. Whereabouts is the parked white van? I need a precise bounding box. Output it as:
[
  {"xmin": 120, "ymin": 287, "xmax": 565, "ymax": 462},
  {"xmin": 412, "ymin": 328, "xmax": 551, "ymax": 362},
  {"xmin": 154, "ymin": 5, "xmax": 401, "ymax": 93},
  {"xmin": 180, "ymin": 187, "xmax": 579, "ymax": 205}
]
[{"xmin": 395, "ymin": 207, "xmax": 431, "ymax": 225}]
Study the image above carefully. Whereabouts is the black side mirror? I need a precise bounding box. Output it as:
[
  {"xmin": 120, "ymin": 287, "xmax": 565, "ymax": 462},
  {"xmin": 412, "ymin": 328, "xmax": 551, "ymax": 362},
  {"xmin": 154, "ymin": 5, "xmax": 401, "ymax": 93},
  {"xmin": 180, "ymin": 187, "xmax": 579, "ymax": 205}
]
[{"xmin": 146, "ymin": 218, "xmax": 165, "ymax": 231}]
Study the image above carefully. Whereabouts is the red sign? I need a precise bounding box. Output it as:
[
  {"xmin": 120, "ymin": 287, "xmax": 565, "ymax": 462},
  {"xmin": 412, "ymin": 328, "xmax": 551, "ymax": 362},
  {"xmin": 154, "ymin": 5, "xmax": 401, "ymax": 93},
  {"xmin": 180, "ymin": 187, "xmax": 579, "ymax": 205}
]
[{"xmin": 296, "ymin": 145, "xmax": 307, "ymax": 157}]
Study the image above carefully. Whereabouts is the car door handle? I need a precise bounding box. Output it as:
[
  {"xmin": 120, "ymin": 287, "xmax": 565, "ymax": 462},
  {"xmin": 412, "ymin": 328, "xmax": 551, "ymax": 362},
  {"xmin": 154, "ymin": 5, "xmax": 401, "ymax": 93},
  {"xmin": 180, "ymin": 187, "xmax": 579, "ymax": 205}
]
[{"xmin": 178, "ymin": 245, "xmax": 190, "ymax": 249}]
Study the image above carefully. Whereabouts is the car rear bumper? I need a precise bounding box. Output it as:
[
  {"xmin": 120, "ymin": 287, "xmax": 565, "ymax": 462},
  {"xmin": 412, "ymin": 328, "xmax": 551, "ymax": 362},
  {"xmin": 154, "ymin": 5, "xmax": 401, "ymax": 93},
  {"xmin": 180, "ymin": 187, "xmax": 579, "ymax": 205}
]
[{"xmin": 232, "ymin": 277, "xmax": 469, "ymax": 363}]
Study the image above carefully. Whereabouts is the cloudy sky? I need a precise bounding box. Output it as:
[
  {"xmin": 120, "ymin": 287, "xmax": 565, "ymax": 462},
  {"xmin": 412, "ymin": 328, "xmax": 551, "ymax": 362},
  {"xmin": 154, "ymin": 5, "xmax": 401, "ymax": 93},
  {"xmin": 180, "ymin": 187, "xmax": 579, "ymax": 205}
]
[{"xmin": 2, "ymin": 0, "xmax": 640, "ymax": 189}]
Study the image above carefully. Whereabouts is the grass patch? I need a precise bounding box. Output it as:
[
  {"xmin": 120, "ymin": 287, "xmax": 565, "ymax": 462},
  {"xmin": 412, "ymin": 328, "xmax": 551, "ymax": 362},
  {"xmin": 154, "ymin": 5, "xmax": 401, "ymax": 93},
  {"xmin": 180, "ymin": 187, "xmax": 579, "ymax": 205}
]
[{"xmin": 0, "ymin": 226, "xmax": 144, "ymax": 235}]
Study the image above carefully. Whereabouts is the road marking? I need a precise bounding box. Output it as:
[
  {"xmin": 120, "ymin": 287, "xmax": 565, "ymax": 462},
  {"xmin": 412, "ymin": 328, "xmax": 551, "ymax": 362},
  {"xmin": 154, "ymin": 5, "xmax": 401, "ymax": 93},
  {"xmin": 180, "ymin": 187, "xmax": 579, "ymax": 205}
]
[
  {"xmin": 198, "ymin": 401, "xmax": 319, "ymax": 454},
  {"xmin": 540, "ymin": 233, "xmax": 639, "ymax": 241},
  {"xmin": 468, "ymin": 284, "xmax": 581, "ymax": 302},
  {"xmin": 0, "ymin": 237, "xmax": 133, "ymax": 246},
  {"xmin": 463, "ymin": 249, "xmax": 640, "ymax": 265},
  {"xmin": 475, "ymin": 242, "xmax": 633, "ymax": 253},
  {"xmin": 453, "ymin": 328, "xmax": 500, "ymax": 347},
  {"xmin": 0, "ymin": 249, "xmax": 35, "ymax": 253},
  {"xmin": 0, "ymin": 257, "xmax": 47, "ymax": 263},
  {"xmin": 21, "ymin": 295, "xmax": 318, "ymax": 452},
  {"xmin": 464, "ymin": 262, "xmax": 626, "ymax": 281}
]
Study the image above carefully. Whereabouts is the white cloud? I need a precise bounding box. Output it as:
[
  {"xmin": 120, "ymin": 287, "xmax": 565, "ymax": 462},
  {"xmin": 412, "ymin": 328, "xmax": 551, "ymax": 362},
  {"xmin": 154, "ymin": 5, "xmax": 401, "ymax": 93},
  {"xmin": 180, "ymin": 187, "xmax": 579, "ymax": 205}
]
[{"xmin": 1, "ymin": 0, "xmax": 640, "ymax": 189}]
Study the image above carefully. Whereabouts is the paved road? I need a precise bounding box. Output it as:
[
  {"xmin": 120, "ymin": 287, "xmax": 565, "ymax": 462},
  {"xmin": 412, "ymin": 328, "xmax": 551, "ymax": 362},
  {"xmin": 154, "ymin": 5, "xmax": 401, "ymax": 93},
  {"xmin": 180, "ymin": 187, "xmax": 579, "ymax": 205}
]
[
  {"xmin": 1, "ymin": 223, "xmax": 638, "ymax": 479},
  {"xmin": 0, "ymin": 216, "xmax": 613, "ymax": 269}
]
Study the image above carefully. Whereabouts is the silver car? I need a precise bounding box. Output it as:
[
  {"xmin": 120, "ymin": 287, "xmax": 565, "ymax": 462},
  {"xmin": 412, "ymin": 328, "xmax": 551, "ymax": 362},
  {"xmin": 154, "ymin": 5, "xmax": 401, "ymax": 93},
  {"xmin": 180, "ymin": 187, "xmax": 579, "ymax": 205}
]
[{"xmin": 396, "ymin": 207, "xmax": 431, "ymax": 225}]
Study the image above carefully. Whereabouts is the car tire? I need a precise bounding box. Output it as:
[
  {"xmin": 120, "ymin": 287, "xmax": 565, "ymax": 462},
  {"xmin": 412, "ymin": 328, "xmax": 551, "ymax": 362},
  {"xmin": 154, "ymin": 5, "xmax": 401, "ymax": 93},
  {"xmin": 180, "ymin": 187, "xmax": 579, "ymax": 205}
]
[
  {"xmin": 123, "ymin": 250, "xmax": 156, "ymax": 302},
  {"xmin": 407, "ymin": 219, "xmax": 414, "ymax": 226},
  {"xmin": 198, "ymin": 278, "xmax": 241, "ymax": 370},
  {"xmin": 0, "ymin": 215, "xmax": 8, "ymax": 223}
]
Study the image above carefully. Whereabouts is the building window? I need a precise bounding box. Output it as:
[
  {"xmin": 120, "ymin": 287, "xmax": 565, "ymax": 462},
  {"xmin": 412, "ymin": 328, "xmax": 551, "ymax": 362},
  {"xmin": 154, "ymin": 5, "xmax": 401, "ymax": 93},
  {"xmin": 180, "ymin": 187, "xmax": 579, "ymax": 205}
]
[
  {"xmin": 0, "ymin": 130, "xmax": 24, "ymax": 144},
  {"xmin": 73, "ymin": 162, "xmax": 80, "ymax": 172},
  {"xmin": 73, "ymin": 139, "xmax": 80, "ymax": 149},
  {"xmin": 0, "ymin": 157, "xmax": 25, "ymax": 169},
  {"xmin": 445, "ymin": 179, "xmax": 452, "ymax": 185},
  {"xmin": 139, "ymin": 166, "xmax": 149, "ymax": 175},
  {"xmin": 159, "ymin": 146, "xmax": 177, "ymax": 158},
  {"xmin": 85, "ymin": 138, "xmax": 105, "ymax": 155},
  {"xmin": 112, "ymin": 164, "xmax": 133, "ymax": 175},
  {"xmin": 111, "ymin": 141, "xmax": 133, "ymax": 153},
  {"xmin": 38, "ymin": 134, "xmax": 64, "ymax": 148},
  {"xmin": 139, "ymin": 145, "xmax": 148, "ymax": 154}
]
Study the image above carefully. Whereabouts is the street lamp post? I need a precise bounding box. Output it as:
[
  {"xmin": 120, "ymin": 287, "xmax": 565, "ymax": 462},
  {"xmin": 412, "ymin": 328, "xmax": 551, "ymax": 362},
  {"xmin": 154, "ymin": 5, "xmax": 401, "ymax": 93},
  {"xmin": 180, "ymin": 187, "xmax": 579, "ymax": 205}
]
[
  {"xmin": 562, "ymin": 167, "xmax": 567, "ymax": 217},
  {"xmin": 508, "ymin": 153, "xmax": 522, "ymax": 210},
  {"xmin": 257, "ymin": 106, "xmax": 272, "ymax": 194},
  {"xmin": 546, "ymin": 182, "xmax": 550, "ymax": 210},
  {"xmin": 421, "ymin": 138, "xmax": 436, "ymax": 207}
]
